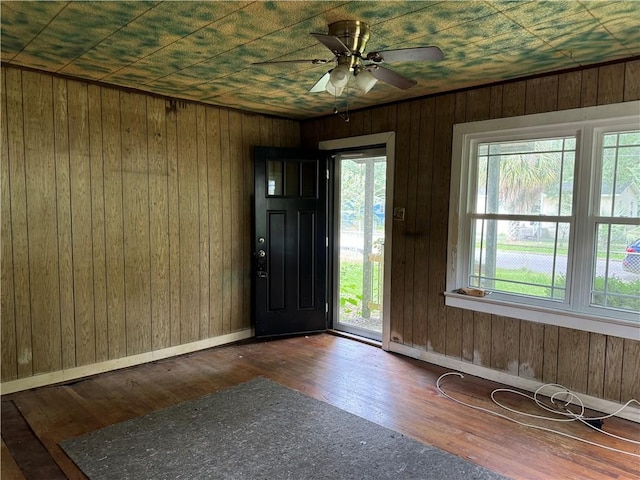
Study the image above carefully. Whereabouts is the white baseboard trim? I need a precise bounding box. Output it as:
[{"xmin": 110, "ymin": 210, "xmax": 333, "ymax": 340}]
[
  {"xmin": 1, "ymin": 329, "xmax": 254, "ymax": 395},
  {"xmin": 389, "ymin": 341, "xmax": 640, "ymax": 424}
]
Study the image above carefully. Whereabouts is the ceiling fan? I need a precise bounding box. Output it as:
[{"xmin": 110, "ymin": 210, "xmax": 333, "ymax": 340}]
[{"xmin": 252, "ymin": 20, "xmax": 444, "ymax": 97}]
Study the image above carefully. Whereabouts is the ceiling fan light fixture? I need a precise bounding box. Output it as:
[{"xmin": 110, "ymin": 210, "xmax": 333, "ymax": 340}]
[
  {"xmin": 354, "ymin": 69, "xmax": 378, "ymax": 94},
  {"xmin": 329, "ymin": 63, "xmax": 350, "ymax": 89},
  {"xmin": 325, "ymin": 81, "xmax": 344, "ymax": 97}
]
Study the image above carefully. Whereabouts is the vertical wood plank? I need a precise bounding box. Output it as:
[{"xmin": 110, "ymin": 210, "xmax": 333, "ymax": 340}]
[
  {"xmin": 165, "ymin": 104, "xmax": 181, "ymax": 346},
  {"xmin": 557, "ymin": 328, "xmax": 590, "ymax": 393},
  {"xmin": 207, "ymin": 107, "xmax": 223, "ymax": 337},
  {"xmin": 580, "ymin": 67, "xmax": 599, "ymax": 107},
  {"xmin": 288, "ymin": 119, "xmax": 300, "ymax": 147},
  {"xmin": 386, "ymin": 105, "xmax": 397, "ymax": 141},
  {"xmin": 490, "ymin": 315, "xmax": 520, "ymax": 375},
  {"xmin": 242, "ymin": 113, "xmax": 261, "ymax": 330},
  {"xmin": 402, "ymin": 101, "xmax": 421, "ymax": 346},
  {"xmin": 389, "ymin": 102, "xmax": 410, "ymax": 344},
  {"xmin": 501, "ymin": 81, "xmax": 526, "ymax": 117},
  {"xmin": 452, "ymin": 90, "xmax": 466, "ymax": 122},
  {"xmin": 87, "ymin": 84, "xmax": 108, "ymax": 363},
  {"xmin": 370, "ymin": 105, "xmax": 388, "ymax": 134},
  {"xmin": 68, "ymin": 80, "xmax": 95, "ymax": 366},
  {"xmin": 443, "ymin": 93, "xmax": 467, "ymax": 355},
  {"xmin": 300, "ymin": 118, "xmax": 318, "ymax": 147},
  {"xmin": 621, "ymin": 339, "xmax": 640, "ymax": 401},
  {"xmin": 587, "ymin": 333, "xmax": 606, "ymax": 398},
  {"xmin": 229, "ymin": 111, "xmax": 244, "ymax": 333},
  {"xmin": 542, "ymin": 325, "xmax": 559, "ymax": 383},
  {"xmin": 623, "ymin": 59, "xmax": 640, "ymax": 101},
  {"xmin": 272, "ymin": 118, "xmax": 282, "ymax": 146},
  {"xmin": 445, "ymin": 307, "xmax": 463, "ymax": 359},
  {"xmin": 525, "ymin": 76, "xmax": 558, "ymax": 114},
  {"xmin": 1, "ymin": 68, "xmax": 18, "ymax": 380},
  {"xmin": 176, "ymin": 103, "xmax": 200, "ymax": 343},
  {"xmin": 196, "ymin": 105, "xmax": 210, "ymax": 339},
  {"xmin": 278, "ymin": 119, "xmax": 290, "ymax": 147},
  {"xmin": 53, "ymin": 77, "xmax": 76, "ymax": 369},
  {"xmin": 473, "ymin": 312, "xmax": 492, "ymax": 367},
  {"xmin": 219, "ymin": 109, "xmax": 232, "ymax": 335},
  {"xmin": 518, "ymin": 321, "xmax": 543, "ymax": 380},
  {"xmin": 412, "ymin": 98, "xmax": 435, "ymax": 350},
  {"xmin": 323, "ymin": 115, "xmax": 341, "ymax": 143},
  {"xmin": 603, "ymin": 336, "xmax": 624, "ymax": 401},
  {"xmin": 259, "ymin": 115, "xmax": 271, "ymax": 147},
  {"xmin": 6, "ymin": 69, "xmax": 33, "ymax": 377},
  {"xmin": 102, "ymin": 88, "xmax": 126, "ymax": 359},
  {"xmin": 489, "ymin": 85, "xmax": 503, "ymax": 119},
  {"xmin": 335, "ymin": 111, "xmax": 350, "ymax": 137},
  {"xmin": 557, "ymin": 71, "xmax": 582, "ymax": 110},
  {"xmin": 347, "ymin": 111, "xmax": 364, "ymax": 137},
  {"xmin": 426, "ymin": 94, "xmax": 455, "ymax": 353},
  {"xmin": 147, "ymin": 97, "xmax": 170, "ymax": 350},
  {"xmin": 361, "ymin": 109, "xmax": 372, "ymax": 135},
  {"xmin": 290, "ymin": 118, "xmax": 301, "ymax": 146},
  {"xmin": 466, "ymin": 87, "xmax": 491, "ymax": 121},
  {"xmin": 121, "ymin": 92, "xmax": 151, "ymax": 355},
  {"xmin": 454, "ymin": 91, "xmax": 466, "ymax": 124},
  {"xmin": 461, "ymin": 310, "xmax": 474, "ymax": 362},
  {"xmin": 597, "ymin": 63, "xmax": 625, "ymax": 105}
]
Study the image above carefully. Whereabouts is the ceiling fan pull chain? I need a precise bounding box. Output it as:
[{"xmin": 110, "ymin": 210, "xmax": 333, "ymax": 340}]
[{"xmin": 332, "ymin": 85, "xmax": 350, "ymax": 123}]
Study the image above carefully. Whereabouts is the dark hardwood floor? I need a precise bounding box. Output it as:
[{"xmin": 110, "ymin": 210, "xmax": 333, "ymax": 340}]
[{"xmin": 1, "ymin": 333, "xmax": 639, "ymax": 479}]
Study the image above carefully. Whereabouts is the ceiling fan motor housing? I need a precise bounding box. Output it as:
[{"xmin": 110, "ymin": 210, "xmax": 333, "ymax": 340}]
[{"xmin": 328, "ymin": 20, "xmax": 370, "ymax": 68}]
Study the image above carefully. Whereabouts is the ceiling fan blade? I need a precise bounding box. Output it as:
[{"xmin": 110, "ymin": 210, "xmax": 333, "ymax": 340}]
[
  {"xmin": 310, "ymin": 33, "xmax": 352, "ymax": 56},
  {"xmin": 368, "ymin": 65, "xmax": 417, "ymax": 90},
  {"xmin": 309, "ymin": 71, "xmax": 331, "ymax": 93},
  {"xmin": 367, "ymin": 46, "xmax": 444, "ymax": 63},
  {"xmin": 252, "ymin": 58, "xmax": 331, "ymax": 66}
]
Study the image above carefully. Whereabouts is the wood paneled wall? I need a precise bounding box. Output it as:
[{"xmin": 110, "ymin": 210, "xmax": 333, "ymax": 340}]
[
  {"xmin": 2, "ymin": 61, "xmax": 638, "ymax": 403},
  {"xmin": 1, "ymin": 66, "xmax": 300, "ymax": 382},
  {"xmin": 301, "ymin": 59, "xmax": 640, "ymax": 404}
]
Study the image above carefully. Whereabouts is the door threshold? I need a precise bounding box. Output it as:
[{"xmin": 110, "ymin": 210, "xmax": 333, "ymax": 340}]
[{"xmin": 327, "ymin": 329, "xmax": 382, "ymax": 348}]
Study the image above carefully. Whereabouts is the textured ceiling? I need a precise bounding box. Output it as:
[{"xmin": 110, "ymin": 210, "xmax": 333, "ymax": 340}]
[{"xmin": 2, "ymin": 1, "xmax": 639, "ymax": 120}]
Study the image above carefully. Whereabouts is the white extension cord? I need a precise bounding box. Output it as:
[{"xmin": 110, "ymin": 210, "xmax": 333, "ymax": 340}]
[{"xmin": 436, "ymin": 372, "xmax": 640, "ymax": 458}]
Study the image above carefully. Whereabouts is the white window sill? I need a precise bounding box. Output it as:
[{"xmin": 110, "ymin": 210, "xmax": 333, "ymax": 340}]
[{"xmin": 444, "ymin": 291, "xmax": 639, "ymax": 340}]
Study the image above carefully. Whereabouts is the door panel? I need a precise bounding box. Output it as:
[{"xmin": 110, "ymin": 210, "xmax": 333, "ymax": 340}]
[{"xmin": 254, "ymin": 147, "xmax": 327, "ymax": 337}]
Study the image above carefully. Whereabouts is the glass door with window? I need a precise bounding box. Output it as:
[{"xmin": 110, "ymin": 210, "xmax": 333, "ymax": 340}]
[{"xmin": 334, "ymin": 149, "xmax": 386, "ymax": 341}]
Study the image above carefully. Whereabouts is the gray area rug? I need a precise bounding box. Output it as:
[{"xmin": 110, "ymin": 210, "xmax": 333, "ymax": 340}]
[{"xmin": 60, "ymin": 377, "xmax": 508, "ymax": 480}]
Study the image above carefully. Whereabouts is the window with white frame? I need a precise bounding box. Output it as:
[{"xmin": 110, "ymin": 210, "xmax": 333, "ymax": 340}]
[{"xmin": 446, "ymin": 101, "xmax": 640, "ymax": 340}]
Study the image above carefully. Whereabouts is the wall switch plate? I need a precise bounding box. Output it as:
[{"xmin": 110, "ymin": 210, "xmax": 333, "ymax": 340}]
[{"xmin": 393, "ymin": 207, "xmax": 405, "ymax": 221}]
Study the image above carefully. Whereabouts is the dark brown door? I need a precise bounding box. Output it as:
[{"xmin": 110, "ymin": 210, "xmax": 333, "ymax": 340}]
[{"xmin": 253, "ymin": 147, "xmax": 328, "ymax": 337}]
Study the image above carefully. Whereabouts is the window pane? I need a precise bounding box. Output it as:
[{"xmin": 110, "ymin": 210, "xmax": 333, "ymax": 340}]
[
  {"xmin": 301, "ymin": 161, "xmax": 317, "ymax": 198},
  {"xmin": 267, "ymin": 160, "xmax": 283, "ymax": 196},
  {"xmin": 599, "ymin": 131, "xmax": 640, "ymax": 218},
  {"xmin": 470, "ymin": 219, "xmax": 569, "ymax": 300},
  {"xmin": 592, "ymin": 223, "xmax": 640, "ymax": 313},
  {"xmin": 475, "ymin": 137, "xmax": 575, "ymax": 215},
  {"xmin": 285, "ymin": 161, "xmax": 299, "ymax": 196}
]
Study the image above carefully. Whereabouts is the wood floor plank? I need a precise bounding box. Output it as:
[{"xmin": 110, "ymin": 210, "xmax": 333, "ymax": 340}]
[
  {"xmin": 2, "ymin": 334, "xmax": 639, "ymax": 480},
  {"xmin": 1, "ymin": 438, "xmax": 25, "ymax": 480},
  {"xmin": 1, "ymin": 400, "xmax": 66, "ymax": 479}
]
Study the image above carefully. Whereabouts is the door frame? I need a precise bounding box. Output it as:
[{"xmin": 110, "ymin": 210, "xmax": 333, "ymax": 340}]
[{"xmin": 319, "ymin": 132, "xmax": 396, "ymax": 351}]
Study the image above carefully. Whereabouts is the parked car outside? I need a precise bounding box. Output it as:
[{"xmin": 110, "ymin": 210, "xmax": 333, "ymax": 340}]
[{"xmin": 622, "ymin": 239, "xmax": 640, "ymax": 274}]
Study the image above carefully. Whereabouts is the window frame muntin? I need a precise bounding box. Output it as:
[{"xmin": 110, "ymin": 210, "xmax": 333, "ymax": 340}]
[{"xmin": 447, "ymin": 101, "xmax": 640, "ymax": 341}]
